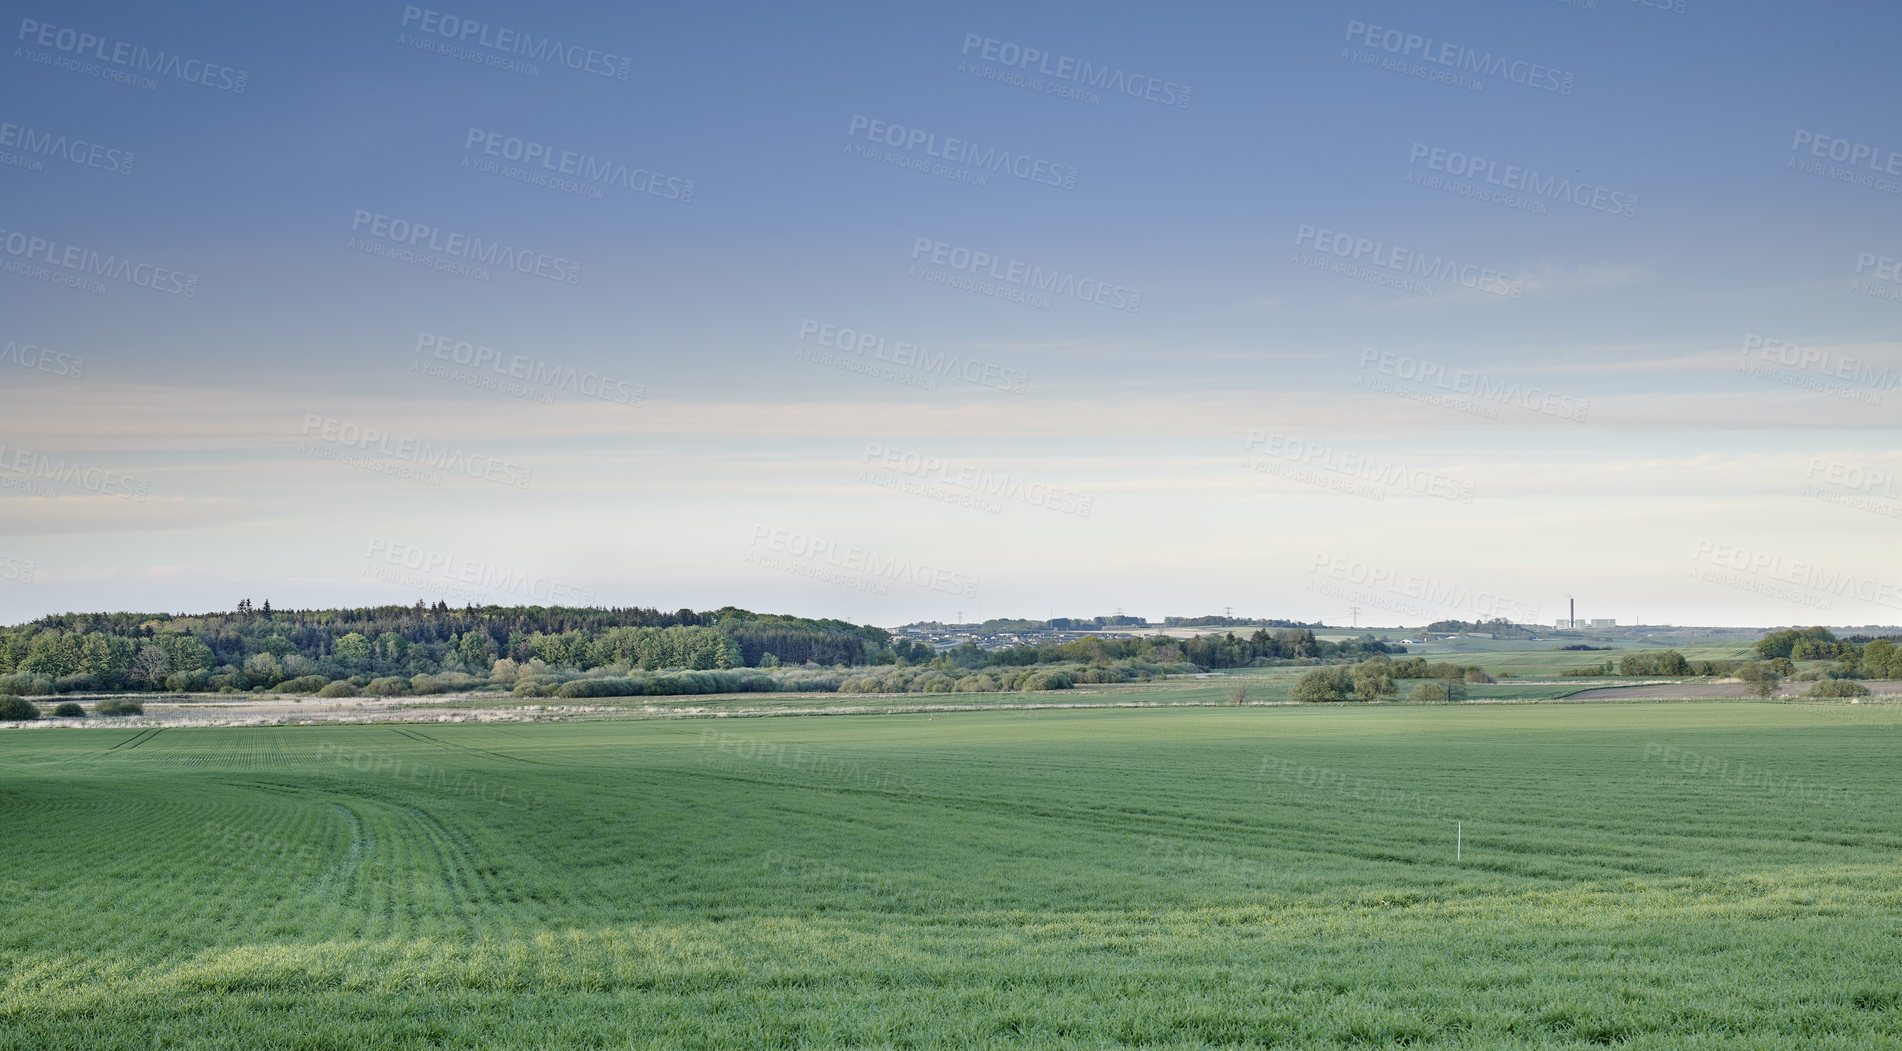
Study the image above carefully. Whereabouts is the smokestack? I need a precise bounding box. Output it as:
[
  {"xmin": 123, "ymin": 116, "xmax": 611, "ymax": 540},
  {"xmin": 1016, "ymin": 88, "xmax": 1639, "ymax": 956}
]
[{"xmin": 1570, "ymin": 598, "xmax": 1575, "ymax": 629}]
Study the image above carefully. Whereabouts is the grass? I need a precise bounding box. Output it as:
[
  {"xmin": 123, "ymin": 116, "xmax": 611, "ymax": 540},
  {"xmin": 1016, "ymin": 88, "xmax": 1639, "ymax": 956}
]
[{"xmin": 3, "ymin": 703, "xmax": 1901, "ymax": 1048}]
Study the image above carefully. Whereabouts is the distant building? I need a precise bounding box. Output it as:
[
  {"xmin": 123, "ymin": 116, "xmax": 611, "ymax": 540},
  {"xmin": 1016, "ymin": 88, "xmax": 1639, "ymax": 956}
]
[
  {"xmin": 1555, "ymin": 618, "xmax": 1573, "ymax": 629},
  {"xmin": 1590, "ymin": 618, "xmax": 1616, "ymax": 628}
]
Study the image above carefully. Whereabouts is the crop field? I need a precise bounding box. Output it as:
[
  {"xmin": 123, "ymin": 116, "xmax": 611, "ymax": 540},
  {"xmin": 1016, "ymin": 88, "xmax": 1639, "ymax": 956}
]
[{"xmin": 4, "ymin": 703, "xmax": 1902, "ymax": 1048}]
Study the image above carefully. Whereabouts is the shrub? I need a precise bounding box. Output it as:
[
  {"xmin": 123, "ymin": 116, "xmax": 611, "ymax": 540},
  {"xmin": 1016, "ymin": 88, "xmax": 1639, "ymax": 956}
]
[
  {"xmin": 279, "ymin": 675, "xmax": 330, "ymax": 694},
  {"xmin": 1808, "ymin": 679, "xmax": 1870, "ymax": 698},
  {"xmin": 0, "ymin": 672, "xmax": 52, "ymax": 696},
  {"xmin": 316, "ymin": 682, "xmax": 357, "ymax": 698},
  {"xmin": 53, "ymin": 673, "xmax": 101, "ymax": 693},
  {"xmin": 1409, "ymin": 682, "xmax": 1450, "ymax": 703},
  {"xmin": 164, "ymin": 670, "xmax": 211, "ymax": 692},
  {"xmin": 1735, "ymin": 663, "xmax": 1781, "ymax": 698},
  {"xmin": 51, "ymin": 702, "xmax": 86, "ymax": 718},
  {"xmin": 363, "ymin": 677, "xmax": 409, "ymax": 697},
  {"xmin": 1291, "ymin": 666, "xmax": 1354, "ymax": 702},
  {"xmin": 1018, "ymin": 670, "xmax": 1072, "ymax": 692},
  {"xmin": 93, "ymin": 698, "xmax": 144, "ymax": 716},
  {"xmin": 0, "ymin": 695, "xmax": 41, "ymax": 720},
  {"xmin": 1351, "ymin": 663, "xmax": 1397, "ymax": 702},
  {"xmin": 1619, "ymin": 650, "xmax": 1691, "ymax": 677},
  {"xmin": 913, "ymin": 672, "xmax": 959, "ymax": 694},
  {"xmin": 0, "ymin": 694, "xmax": 42, "ymax": 719},
  {"xmin": 555, "ymin": 678, "xmax": 642, "ymax": 699}
]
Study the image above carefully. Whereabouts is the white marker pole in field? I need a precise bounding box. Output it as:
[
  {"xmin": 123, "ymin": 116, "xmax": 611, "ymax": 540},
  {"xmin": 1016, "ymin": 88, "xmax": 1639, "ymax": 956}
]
[{"xmin": 1457, "ymin": 821, "xmax": 1462, "ymax": 861}]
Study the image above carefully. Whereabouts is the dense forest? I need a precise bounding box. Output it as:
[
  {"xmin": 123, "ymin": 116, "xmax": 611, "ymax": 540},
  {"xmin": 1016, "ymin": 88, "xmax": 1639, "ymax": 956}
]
[
  {"xmin": 0, "ymin": 603, "xmax": 1402, "ymax": 699},
  {"xmin": 0, "ymin": 603, "xmax": 895, "ymax": 697}
]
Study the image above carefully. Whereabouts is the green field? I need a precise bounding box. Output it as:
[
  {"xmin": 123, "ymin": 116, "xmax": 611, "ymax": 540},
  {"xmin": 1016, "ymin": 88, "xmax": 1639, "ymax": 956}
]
[{"xmin": 4, "ymin": 704, "xmax": 1901, "ymax": 1048}]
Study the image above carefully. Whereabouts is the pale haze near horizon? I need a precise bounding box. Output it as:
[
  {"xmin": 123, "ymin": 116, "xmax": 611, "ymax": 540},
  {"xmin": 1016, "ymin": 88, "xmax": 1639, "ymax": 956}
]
[{"xmin": 1, "ymin": 0, "xmax": 1899, "ymax": 629}]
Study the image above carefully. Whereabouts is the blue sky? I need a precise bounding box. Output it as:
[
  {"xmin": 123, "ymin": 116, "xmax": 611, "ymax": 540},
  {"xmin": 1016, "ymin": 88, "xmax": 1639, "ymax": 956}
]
[{"xmin": 3, "ymin": 0, "xmax": 1899, "ymax": 628}]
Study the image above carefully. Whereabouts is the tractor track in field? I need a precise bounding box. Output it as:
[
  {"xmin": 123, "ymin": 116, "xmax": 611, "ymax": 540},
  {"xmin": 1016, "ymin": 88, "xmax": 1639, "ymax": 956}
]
[
  {"xmin": 230, "ymin": 762, "xmax": 586, "ymax": 920},
  {"xmin": 381, "ymin": 799, "xmax": 538, "ymax": 926},
  {"xmin": 181, "ymin": 777, "xmax": 372, "ymax": 903},
  {"xmin": 104, "ymin": 727, "xmax": 163, "ymax": 751},
  {"xmin": 310, "ymin": 801, "xmax": 369, "ymax": 899},
  {"xmin": 42, "ymin": 727, "xmax": 159, "ymax": 766},
  {"xmin": 210, "ymin": 774, "xmax": 489, "ymax": 919},
  {"xmin": 388, "ymin": 726, "xmax": 555, "ymax": 766}
]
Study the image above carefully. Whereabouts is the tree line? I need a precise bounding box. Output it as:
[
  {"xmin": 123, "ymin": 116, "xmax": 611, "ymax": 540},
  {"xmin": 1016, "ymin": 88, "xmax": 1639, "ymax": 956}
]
[
  {"xmin": 1290, "ymin": 656, "xmax": 1492, "ymax": 703},
  {"xmin": 0, "ymin": 602, "xmax": 893, "ymax": 696},
  {"xmin": 0, "ymin": 602, "xmax": 1408, "ymax": 699},
  {"xmin": 957, "ymin": 629, "xmax": 1398, "ymax": 670},
  {"xmin": 1557, "ymin": 629, "xmax": 1902, "ymax": 681},
  {"xmin": 1756, "ymin": 627, "xmax": 1902, "ymax": 679}
]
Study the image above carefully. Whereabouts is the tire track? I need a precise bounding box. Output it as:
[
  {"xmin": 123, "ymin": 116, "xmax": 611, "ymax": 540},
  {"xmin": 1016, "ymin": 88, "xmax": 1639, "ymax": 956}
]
[
  {"xmin": 310, "ymin": 802, "xmax": 369, "ymax": 899},
  {"xmin": 239, "ymin": 763, "xmax": 545, "ymax": 921},
  {"xmin": 392, "ymin": 726, "xmax": 554, "ymax": 765},
  {"xmin": 103, "ymin": 727, "xmax": 160, "ymax": 751},
  {"xmin": 381, "ymin": 801, "xmax": 506, "ymax": 930}
]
